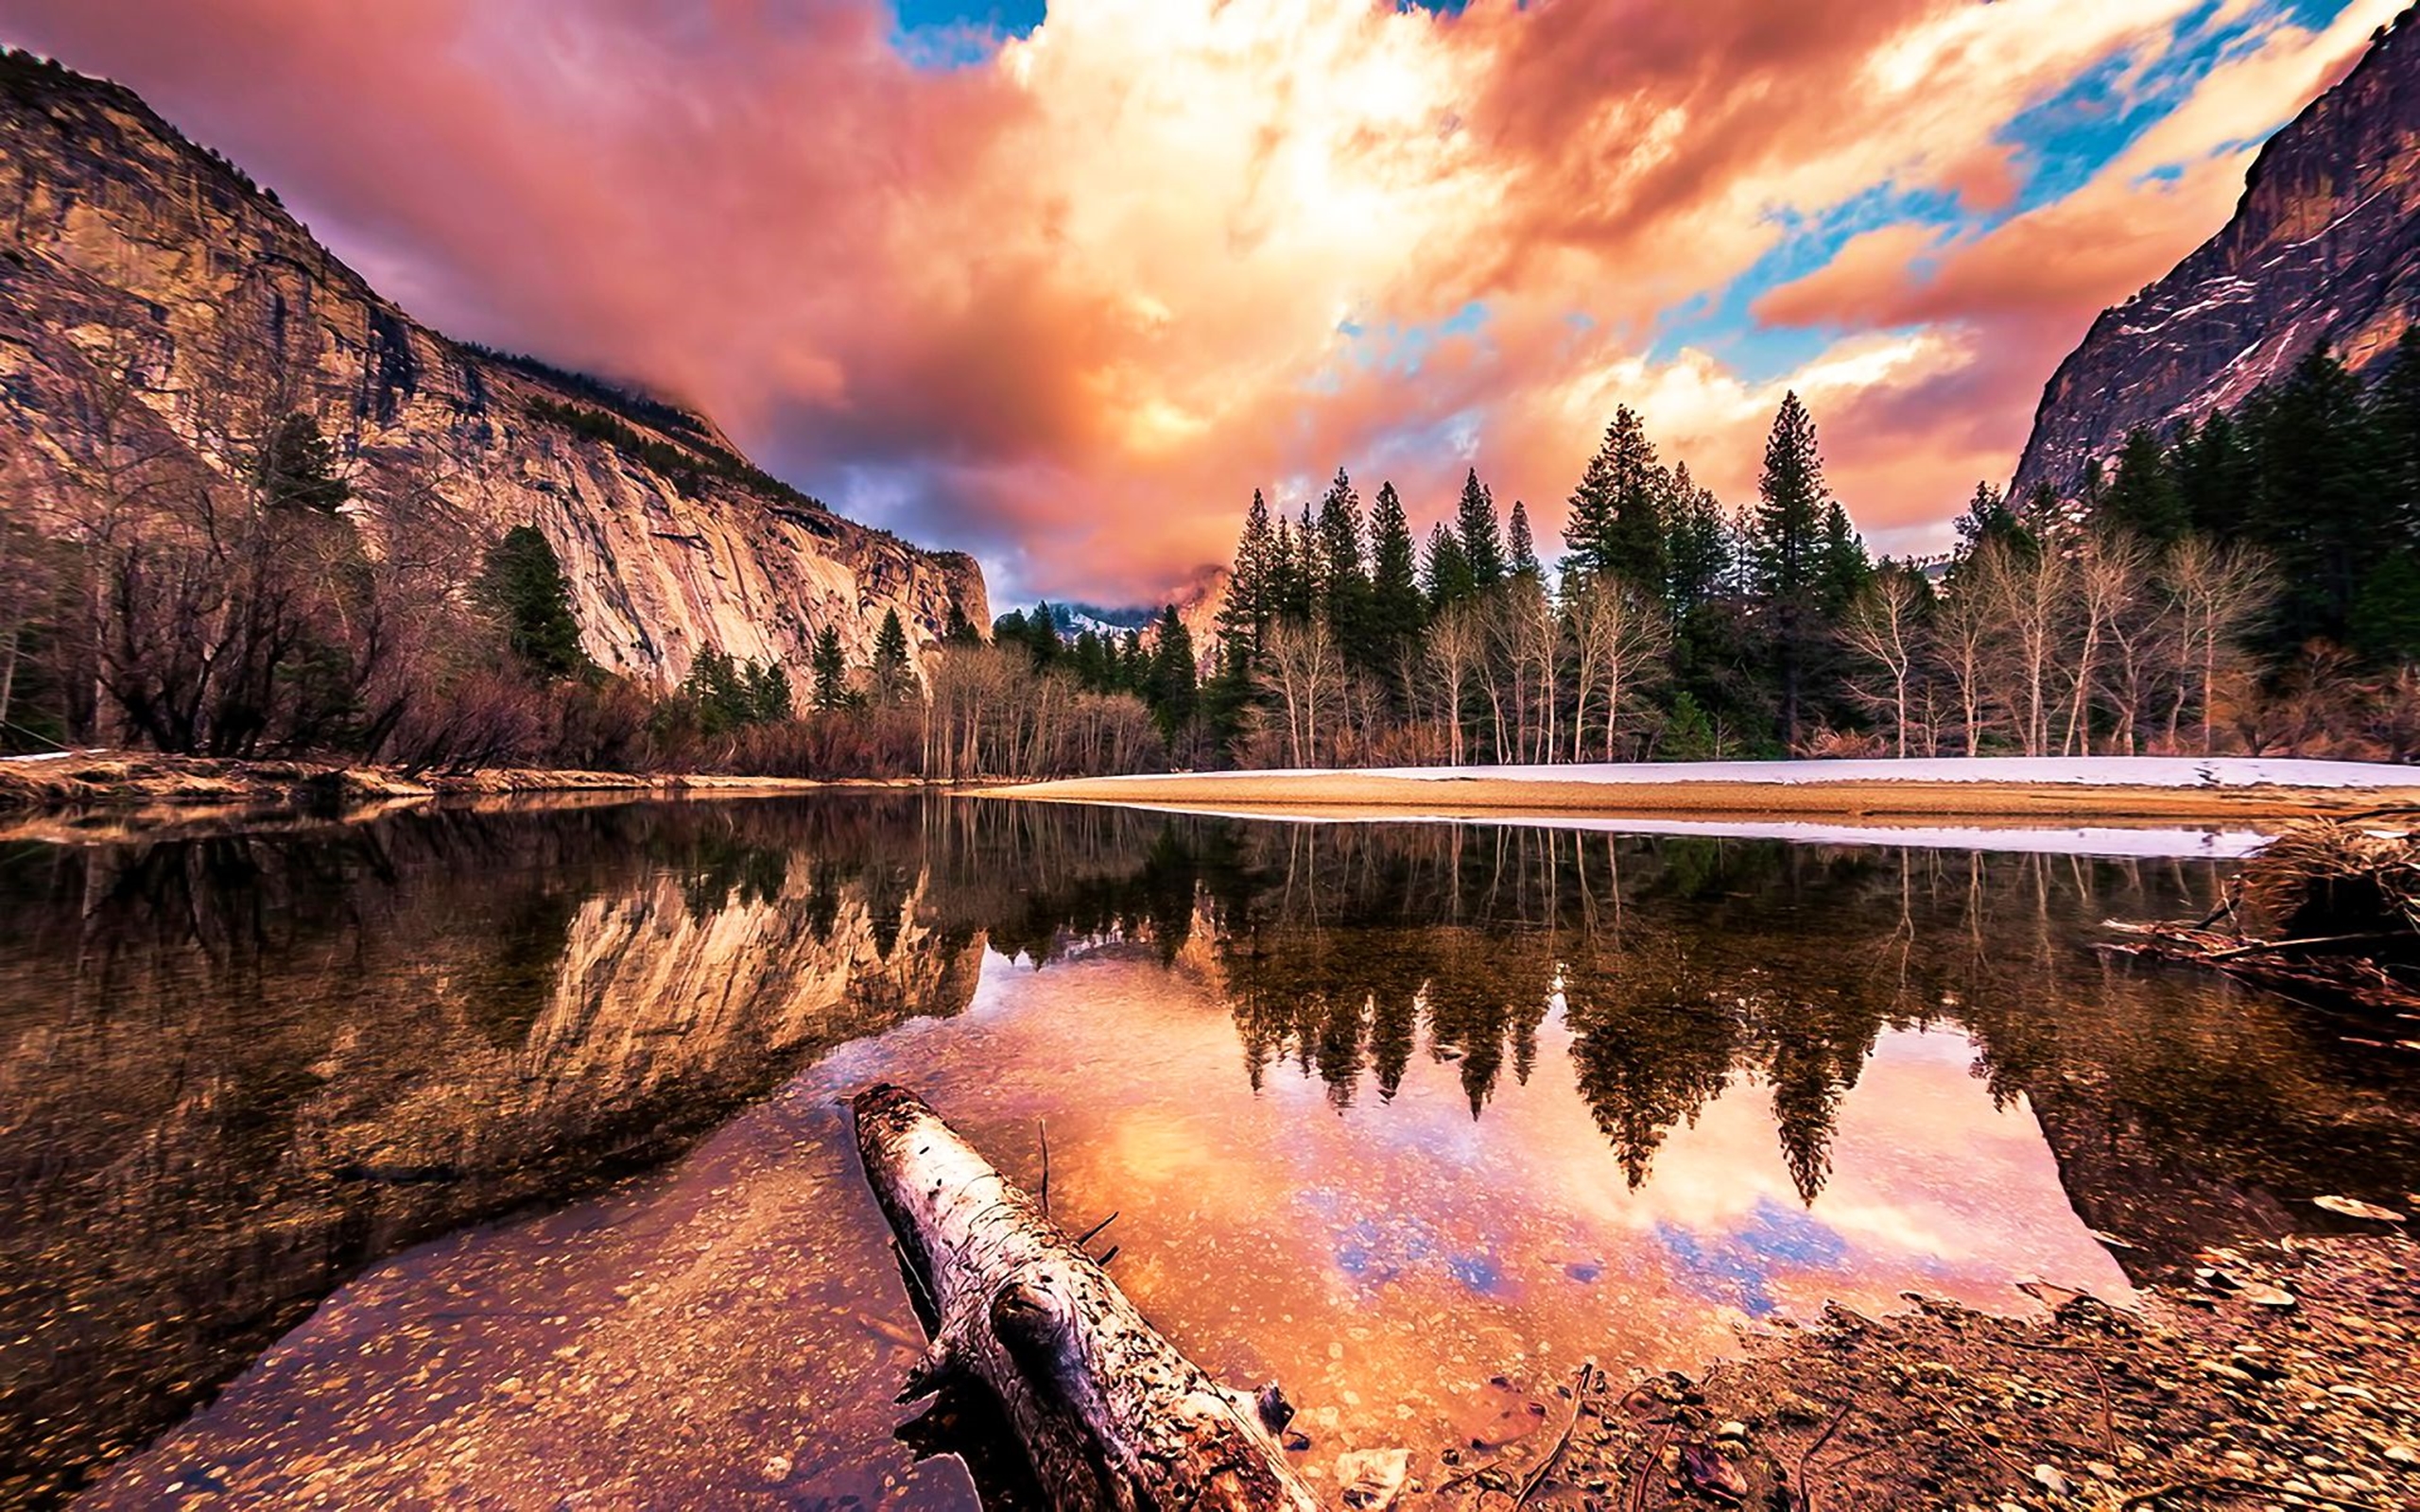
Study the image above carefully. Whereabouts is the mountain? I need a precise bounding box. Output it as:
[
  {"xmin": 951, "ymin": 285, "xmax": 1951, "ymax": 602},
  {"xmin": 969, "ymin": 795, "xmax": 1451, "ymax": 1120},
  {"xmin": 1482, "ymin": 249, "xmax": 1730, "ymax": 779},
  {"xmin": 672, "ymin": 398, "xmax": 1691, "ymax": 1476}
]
[
  {"xmin": 2011, "ymin": 9, "xmax": 2420, "ymax": 500},
  {"xmin": 0, "ymin": 50, "xmax": 984, "ymax": 687}
]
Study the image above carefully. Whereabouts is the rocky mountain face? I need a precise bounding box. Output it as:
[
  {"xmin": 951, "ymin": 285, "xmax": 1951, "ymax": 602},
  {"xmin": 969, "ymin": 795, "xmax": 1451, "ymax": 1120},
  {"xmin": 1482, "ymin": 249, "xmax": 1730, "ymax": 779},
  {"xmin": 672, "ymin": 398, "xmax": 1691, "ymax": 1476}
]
[
  {"xmin": 0, "ymin": 52, "xmax": 984, "ymax": 686},
  {"xmin": 2012, "ymin": 9, "xmax": 2420, "ymax": 499}
]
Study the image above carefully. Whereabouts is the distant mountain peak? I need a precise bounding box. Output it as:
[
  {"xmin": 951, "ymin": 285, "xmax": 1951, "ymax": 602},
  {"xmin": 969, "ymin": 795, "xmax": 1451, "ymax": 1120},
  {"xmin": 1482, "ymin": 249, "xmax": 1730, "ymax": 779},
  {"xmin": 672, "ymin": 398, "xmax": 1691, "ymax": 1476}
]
[{"xmin": 2011, "ymin": 7, "xmax": 2420, "ymax": 499}]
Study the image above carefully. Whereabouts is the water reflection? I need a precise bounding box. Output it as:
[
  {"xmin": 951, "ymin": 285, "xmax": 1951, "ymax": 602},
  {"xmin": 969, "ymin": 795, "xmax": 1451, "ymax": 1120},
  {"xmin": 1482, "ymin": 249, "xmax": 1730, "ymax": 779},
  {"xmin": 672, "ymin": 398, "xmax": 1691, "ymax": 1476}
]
[
  {"xmin": 4, "ymin": 798, "xmax": 2417, "ymax": 1508},
  {"xmin": 0, "ymin": 799, "xmax": 981, "ymax": 1506}
]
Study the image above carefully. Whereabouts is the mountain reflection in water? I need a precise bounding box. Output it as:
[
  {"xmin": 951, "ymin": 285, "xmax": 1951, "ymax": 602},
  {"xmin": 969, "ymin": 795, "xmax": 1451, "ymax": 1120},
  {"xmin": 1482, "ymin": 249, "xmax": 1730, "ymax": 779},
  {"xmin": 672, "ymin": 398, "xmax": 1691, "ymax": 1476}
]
[{"xmin": 4, "ymin": 795, "xmax": 2417, "ymax": 1509}]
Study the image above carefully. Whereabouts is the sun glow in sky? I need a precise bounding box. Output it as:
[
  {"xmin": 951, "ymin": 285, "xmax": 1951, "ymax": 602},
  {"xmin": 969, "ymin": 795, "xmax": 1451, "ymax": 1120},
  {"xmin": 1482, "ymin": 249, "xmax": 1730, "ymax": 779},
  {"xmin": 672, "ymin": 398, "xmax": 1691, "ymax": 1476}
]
[{"xmin": 0, "ymin": 0, "xmax": 2396, "ymax": 603}]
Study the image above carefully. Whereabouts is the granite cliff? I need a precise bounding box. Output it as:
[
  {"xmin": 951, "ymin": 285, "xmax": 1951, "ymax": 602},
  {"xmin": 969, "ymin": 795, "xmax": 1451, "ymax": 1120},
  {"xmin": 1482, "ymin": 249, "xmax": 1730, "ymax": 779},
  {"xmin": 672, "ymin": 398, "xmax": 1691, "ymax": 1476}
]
[
  {"xmin": 0, "ymin": 51, "xmax": 984, "ymax": 687},
  {"xmin": 2012, "ymin": 9, "xmax": 2420, "ymax": 499}
]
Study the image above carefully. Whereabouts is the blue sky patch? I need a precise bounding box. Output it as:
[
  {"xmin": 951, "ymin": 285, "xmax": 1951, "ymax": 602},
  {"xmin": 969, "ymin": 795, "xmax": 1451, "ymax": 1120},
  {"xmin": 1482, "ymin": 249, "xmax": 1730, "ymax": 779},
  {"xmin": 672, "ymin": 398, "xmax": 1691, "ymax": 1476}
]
[
  {"xmin": 890, "ymin": 0, "xmax": 1046, "ymax": 67},
  {"xmin": 1640, "ymin": 0, "xmax": 2371, "ymax": 380}
]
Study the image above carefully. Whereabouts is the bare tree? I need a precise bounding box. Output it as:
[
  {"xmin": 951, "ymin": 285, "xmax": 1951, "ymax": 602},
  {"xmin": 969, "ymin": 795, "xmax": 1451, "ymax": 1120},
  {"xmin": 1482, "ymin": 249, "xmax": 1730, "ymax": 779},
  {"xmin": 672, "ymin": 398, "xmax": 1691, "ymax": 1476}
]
[
  {"xmin": 1267, "ymin": 615, "xmax": 1343, "ymax": 766},
  {"xmin": 1424, "ymin": 602, "xmax": 1483, "ymax": 766},
  {"xmin": 1932, "ymin": 563, "xmax": 1998, "ymax": 756},
  {"xmin": 1564, "ymin": 576, "xmax": 1669, "ymax": 761},
  {"xmin": 1841, "ymin": 568, "xmax": 1926, "ymax": 758},
  {"xmin": 2165, "ymin": 537, "xmax": 2274, "ymax": 753}
]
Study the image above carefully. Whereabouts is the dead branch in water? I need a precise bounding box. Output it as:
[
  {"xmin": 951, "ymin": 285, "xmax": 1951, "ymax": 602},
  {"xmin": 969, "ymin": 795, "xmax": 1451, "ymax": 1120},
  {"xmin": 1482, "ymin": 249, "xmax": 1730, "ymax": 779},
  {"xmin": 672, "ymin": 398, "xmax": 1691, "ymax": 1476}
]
[
  {"xmin": 2105, "ymin": 821, "xmax": 2420, "ymax": 1019},
  {"xmin": 853, "ymin": 1084, "xmax": 1319, "ymax": 1512}
]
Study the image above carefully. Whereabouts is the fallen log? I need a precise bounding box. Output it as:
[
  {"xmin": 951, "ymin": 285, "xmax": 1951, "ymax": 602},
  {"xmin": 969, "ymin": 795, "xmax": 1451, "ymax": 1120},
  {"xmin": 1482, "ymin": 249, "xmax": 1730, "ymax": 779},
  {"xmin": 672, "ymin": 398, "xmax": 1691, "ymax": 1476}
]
[{"xmin": 852, "ymin": 1083, "xmax": 1322, "ymax": 1512}]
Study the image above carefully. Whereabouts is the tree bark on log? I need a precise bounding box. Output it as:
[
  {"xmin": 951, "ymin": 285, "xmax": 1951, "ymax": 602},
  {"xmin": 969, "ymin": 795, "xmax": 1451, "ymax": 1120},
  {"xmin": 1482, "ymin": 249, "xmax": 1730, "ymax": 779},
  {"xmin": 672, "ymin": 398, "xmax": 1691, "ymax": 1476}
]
[{"xmin": 853, "ymin": 1083, "xmax": 1322, "ymax": 1512}]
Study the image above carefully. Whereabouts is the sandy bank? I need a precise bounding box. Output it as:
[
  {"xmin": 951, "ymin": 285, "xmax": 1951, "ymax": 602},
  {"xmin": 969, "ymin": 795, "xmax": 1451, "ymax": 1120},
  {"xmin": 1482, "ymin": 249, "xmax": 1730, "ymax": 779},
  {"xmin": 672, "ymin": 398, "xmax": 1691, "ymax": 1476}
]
[
  {"xmin": 0, "ymin": 752, "xmax": 915, "ymax": 839},
  {"xmin": 979, "ymin": 757, "xmax": 2420, "ymax": 821}
]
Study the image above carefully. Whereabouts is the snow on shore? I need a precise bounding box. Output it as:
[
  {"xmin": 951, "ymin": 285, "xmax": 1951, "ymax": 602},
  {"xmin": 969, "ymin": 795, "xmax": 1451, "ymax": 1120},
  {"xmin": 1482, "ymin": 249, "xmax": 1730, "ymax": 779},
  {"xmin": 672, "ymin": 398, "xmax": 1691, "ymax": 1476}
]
[
  {"xmin": 1086, "ymin": 756, "xmax": 2418, "ymax": 789},
  {"xmin": 1104, "ymin": 802, "xmax": 2271, "ymax": 859}
]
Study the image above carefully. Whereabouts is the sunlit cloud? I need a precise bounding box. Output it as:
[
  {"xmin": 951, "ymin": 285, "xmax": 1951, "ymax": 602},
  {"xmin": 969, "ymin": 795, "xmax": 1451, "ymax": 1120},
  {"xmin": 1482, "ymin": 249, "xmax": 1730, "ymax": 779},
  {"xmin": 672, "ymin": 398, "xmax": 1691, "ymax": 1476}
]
[{"xmin": 0, "ymin": 0, "xmax": 2390, "ymax": 599}]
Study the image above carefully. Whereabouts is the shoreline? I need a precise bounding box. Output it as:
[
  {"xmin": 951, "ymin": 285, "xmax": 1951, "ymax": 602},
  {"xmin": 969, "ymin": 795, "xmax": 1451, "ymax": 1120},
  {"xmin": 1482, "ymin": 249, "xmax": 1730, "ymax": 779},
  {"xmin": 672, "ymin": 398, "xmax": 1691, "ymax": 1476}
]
[
  {"xmin": 1527, "ymin": 1232, "xmax": 2419, "ymax": 1510},
  {"xmin": 979, "ymin": 760, "xmax": 2420, "ymax": 822},
  {"xmin": 0, "ymin": 752, "xmax": 930, "ymax": 841}
]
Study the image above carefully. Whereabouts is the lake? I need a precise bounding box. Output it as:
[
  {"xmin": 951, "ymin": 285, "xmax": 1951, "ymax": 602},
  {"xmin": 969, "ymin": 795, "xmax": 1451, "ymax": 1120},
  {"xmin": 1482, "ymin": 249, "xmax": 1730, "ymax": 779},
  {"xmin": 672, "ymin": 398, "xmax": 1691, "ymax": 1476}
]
[{"xmin": 4, "ymin": 795, "xmax": 2416, "ymax": 1508}]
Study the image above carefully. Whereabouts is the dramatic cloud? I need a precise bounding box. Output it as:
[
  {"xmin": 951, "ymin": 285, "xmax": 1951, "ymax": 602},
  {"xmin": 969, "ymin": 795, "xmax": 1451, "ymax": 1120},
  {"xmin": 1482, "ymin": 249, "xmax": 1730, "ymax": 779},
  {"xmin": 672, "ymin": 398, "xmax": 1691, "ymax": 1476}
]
[{"xmin": 0, "ymin": 0, "xmax": 2396, "ymax": 598}]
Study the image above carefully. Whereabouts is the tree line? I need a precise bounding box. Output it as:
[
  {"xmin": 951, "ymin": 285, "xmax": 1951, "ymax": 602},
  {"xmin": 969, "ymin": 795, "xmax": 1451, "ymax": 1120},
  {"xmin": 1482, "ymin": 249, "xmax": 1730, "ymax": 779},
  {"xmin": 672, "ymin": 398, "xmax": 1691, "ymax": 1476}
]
[
  {"xmin": 10, "ymin": 316, "xmax": 2419, "ymax": 778},
  {"xmin": 1151, "ymin": 336, "xmax": 2420, "ymax": 767}
]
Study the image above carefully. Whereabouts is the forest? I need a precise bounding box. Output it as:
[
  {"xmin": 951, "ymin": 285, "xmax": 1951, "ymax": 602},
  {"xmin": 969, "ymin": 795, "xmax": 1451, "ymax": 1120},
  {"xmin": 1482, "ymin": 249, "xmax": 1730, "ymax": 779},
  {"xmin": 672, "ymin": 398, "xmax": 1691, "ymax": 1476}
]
[
  {"xmin": 7, "ymin": 335, "xmax": 2419, "ymax": 778},
  {"xmin": 943, "ymin": 334, "xmax": 2420, "ymax": 773}
]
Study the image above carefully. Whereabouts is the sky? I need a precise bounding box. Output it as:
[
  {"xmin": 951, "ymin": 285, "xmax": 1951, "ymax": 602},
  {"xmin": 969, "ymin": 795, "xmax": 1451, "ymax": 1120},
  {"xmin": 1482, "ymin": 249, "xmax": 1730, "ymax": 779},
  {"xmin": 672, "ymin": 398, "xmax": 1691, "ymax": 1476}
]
[{"xmin": 0, "ymin": 0, "xmax": 2398, "ymax": 606}]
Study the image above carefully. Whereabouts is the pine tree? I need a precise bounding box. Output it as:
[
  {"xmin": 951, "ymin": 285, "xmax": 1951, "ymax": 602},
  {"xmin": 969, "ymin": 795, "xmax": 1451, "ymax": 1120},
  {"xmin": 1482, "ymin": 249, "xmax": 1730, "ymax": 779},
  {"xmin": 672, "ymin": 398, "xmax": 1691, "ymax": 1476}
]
[
  {"xmin": 1663, "ymin": 463, "xmax": 1731, "ymax": 608},
  {"xmin": 2174, "ymin": 409, "xmax": 2255, "ymax": 540},
  {"xmin": 1147, "ymin": 605, "xmax": 1198, "ymax": 738},
  {"xmin": 1816, "ymin": 502, "xmax": 1873, "ymax": 615},
  {"xmin": 1753, "ymin": 393, "xmax": 1825, "ymax": 599},
  {"xmin": 748, "ymin": 659, "xmax": 794, "ymax": 722},
  {"xmin": 942, "ymin": 601, "xmax": 983, "ymax": 645},
  {"xmin": 474, "ymin": 525, "xmax": 593, "ymax": 680},
  {"xmin": 1367, "ymin": 481, "xmax": 1426, "ymax": 649},
  {"xmin": 1455, "ymin": 468, "xmax": 1505, "ymax": 587},
  {"xmin": 865, "ymin": 610, "xmax": 912, "ymax": 705},
  {"xmin": 1317, "ymin": 466, "xmax": 1372, "ymax": 657},
  {"xmin": 255, "ymin": 411, "xmax": 351, "ymax": 514},
  {"xmin": 1752, "ymin": 391, "xmax": 1827, "ymax": 747},
  {"xmin": 991, "ymin": 610, "xmax": 1030, "ymax": 659},
  {"xmin": 1952, "ymin": 481, "xmax": 2025, "ymax": 554},
  {"xmin": 2256, "ymin": 347, "xmax": 2387, "ymax": 646},
  {"xmin": 1027, "ymin": 601, "xmax": 1062, "ymax": 669},
  {"xmin": 1506, "ymin": 500, "xmax": 1542, "ymax": 578},
  {"xmin": 1562, "ymin": 408, "xmax": 1668, "ymax": 591},
  {"xmin": 2098, "ymin": 426, "xmax": 2187, "ymax": 541},
  {"xmin": 1219, "ymin": 489, "xmax": 1275, "ymax": 658},
  {"xmin": 809, "ymin": 626, "xmax": 849, "ymax": 710},
  {"xmin": 1426, "ymin": 521, "xmax": 1474, "ymax": 609}
]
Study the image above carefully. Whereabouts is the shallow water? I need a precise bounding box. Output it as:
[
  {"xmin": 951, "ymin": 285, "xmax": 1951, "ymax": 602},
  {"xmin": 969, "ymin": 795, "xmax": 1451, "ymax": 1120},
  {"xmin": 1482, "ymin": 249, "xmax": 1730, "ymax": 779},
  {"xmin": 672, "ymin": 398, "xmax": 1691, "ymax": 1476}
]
[{"xmin": 5, "ymin": 796, "xmax": 2417, "ymax": 1507}]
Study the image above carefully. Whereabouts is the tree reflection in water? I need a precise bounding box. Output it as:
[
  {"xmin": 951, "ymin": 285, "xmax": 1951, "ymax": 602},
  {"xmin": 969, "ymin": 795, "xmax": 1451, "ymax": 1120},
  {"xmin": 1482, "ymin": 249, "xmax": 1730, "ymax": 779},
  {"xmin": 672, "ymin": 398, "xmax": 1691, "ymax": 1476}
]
[{"xmin": 7, "ymin": 795, "xmax": 2420, "ymax": 1507}]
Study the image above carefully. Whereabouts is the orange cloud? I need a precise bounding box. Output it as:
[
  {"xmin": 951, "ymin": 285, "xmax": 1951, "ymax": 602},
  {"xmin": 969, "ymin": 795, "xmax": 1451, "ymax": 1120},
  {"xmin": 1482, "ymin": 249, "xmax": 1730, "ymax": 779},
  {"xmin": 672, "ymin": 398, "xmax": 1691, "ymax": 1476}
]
[{"xmin": 0, "ymin": 0, "xmax": 2392, "ymax": 595}]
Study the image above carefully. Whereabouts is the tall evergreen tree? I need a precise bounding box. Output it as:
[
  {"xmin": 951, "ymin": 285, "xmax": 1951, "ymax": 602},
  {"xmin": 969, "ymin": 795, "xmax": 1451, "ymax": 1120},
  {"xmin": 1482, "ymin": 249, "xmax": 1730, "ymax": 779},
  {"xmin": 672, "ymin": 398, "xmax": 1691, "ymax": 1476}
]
[
  {"xmin": 2174, "ymin": 409, "xmax": 2255, "ymax": 540},
  {"xmin": 942, "ymin": 601, "xmax": 983, "ymax": 645},
  {"xmin": 474, "ymin": 525, "xmax": 593, "ymax": 680},
  {"xmin": 871, "ymin": 607, "xmax": 912, "ymax": 704},
  {"xmin": 1563, "ymin": 408, "xmax": 1668, "ymax": 591},
  {"xmin": 1317, "ymin": 466, "xmax": 1372, "ymax": 656},
  {"xmin": 1752, "ymin": 391, "xmax": 1827, "ymax": 747},
  {"xmin": 1219, "ymin": 489, "xmax": 1275, "ymax": 657},
  {"xmin": 1426, "ymin": 520, "xmax": 1475, "ymax": 609},
  {"xmin": 1267, "ymin": 516, "xmax": 1303, "ymax": 623},
  {"xmin": 1455, "ymin": 468, "xmax": 1505, "ymax": 587},
  {"xmin": 2374, "ymin": 324, "xmax": 2420, "ymax": 532},
  {"xmin": 1027, "ymin": 601, "xmax": 1062, "ymax": 670},
  {"xmin": 1815, "ymin": 502, "xmax": 1873, "ymax": 616},
  {"xmin": 1505, "ymin": 499, "xmax": 1542, "ymax": 579},
  {"xmin": 1367, "ymin": 481, "xmax": 1426, "ymax": 644},
  {"xmin": 2256, "ymin": 347, "xmax": 2387, "ymax": 646},
  {"xmin": 1663, "ymin": 463, "xmax": 1731, "ymax": 608},
  {"xmin": 1147, "ymin": 605, "xmax": 1199, "ymax": 739},
  {"xmin": 809, "ymin": 627, "xmax": 849, "ymax": 710},
  {"xmin": 2098, "ymin": 426, "xmax": 2187, "ymax": 541}
]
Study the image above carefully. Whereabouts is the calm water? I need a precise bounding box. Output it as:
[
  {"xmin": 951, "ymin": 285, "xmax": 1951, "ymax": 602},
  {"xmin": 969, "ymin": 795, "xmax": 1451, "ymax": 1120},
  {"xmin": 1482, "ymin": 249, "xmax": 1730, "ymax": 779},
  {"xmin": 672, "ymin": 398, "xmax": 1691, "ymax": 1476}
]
[{"xmin": 3, "ymin": 796, "xmax": 2417, "ymax": 1508}]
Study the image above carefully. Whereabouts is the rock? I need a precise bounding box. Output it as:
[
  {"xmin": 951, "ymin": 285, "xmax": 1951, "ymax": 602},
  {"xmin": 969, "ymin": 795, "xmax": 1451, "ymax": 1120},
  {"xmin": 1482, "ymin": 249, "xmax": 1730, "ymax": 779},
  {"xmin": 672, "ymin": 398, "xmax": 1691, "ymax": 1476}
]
[
  {"xmin": 1335, "ymin": 1448, "xmax": 1409, "ymax": 1510},
  {"xmin": 0, "ymin": 54, "xmax": 986, "ymax": 698},
  {"xmin": 1679, "ymin": 1441, "xmax": 1748, "ymax": 1503},
  {"xmin": 2313, "ymin": 1196, "xmax": 2408, "ymax": 1224},
  {"xmin": 2032, "ymin": 1463, "xmax": 2072, "ymax": 1497},
  {"xmin": 2012, "ymin": 19, "xmax": 2420, "ymax": 501}
]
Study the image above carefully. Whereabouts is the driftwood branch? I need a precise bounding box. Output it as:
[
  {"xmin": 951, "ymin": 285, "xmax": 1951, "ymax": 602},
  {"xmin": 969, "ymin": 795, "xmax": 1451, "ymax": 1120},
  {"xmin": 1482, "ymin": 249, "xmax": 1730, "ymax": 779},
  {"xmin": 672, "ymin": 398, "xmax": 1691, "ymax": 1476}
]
[{"xmin": 853, "ymin": 1084, "xmax": 1320, "ymax": 1512}]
